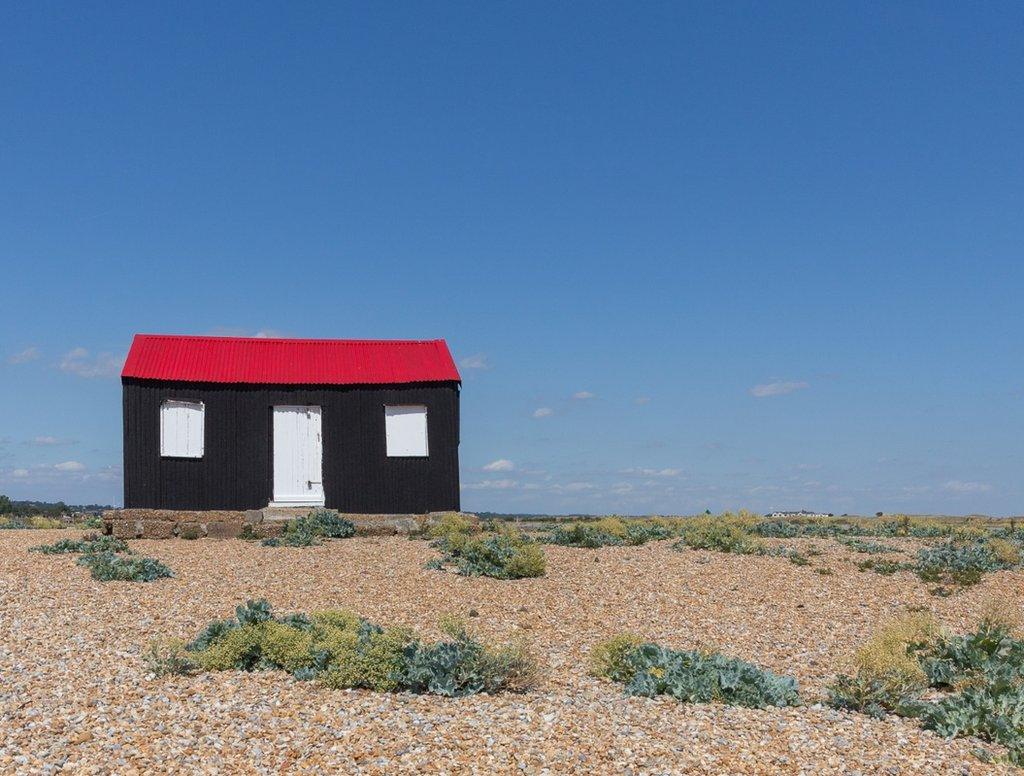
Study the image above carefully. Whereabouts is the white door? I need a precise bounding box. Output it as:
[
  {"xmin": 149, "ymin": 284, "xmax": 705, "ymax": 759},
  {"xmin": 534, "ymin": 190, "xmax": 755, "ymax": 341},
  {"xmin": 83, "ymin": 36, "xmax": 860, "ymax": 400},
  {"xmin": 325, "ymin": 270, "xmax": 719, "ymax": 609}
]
[{"xmin": 272, "ymin": 406, "xmax": 324, "ymax": 506}]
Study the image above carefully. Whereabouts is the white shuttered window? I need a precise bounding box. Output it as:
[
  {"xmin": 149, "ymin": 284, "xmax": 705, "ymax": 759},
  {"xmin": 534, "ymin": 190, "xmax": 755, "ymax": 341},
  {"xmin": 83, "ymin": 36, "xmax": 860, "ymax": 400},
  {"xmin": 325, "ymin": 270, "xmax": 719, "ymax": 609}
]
[
  {"xmin": 384, "ymin": 405, "xmax": 428, "ymax": 457},
  {"xmin": 160, "ymin": 400, "xmax": 205, "ymax": 457}
]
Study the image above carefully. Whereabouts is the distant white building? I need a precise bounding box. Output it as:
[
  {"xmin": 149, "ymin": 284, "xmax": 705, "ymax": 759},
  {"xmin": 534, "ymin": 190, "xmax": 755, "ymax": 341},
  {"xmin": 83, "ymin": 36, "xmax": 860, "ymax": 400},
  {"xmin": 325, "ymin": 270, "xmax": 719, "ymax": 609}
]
[{"xmin": 766, "ymin": 509, "xmax": 833, "ymax": 519}]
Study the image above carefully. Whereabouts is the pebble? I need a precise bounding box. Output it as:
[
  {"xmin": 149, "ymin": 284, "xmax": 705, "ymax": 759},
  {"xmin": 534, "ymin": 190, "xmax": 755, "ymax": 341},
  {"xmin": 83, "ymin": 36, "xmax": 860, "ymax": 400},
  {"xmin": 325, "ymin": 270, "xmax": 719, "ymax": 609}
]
[{"xmin": 0, "ymin": 529, "xmax": 1018, "ymax": 774}]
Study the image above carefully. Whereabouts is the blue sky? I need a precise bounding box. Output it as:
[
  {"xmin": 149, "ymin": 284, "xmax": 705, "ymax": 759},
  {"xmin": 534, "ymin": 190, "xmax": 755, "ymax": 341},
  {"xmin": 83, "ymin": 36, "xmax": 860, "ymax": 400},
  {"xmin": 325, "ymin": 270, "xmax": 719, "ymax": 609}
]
[{"xmin": 2, "ymin": 2, "xmax": 1022, "ymax": 514}]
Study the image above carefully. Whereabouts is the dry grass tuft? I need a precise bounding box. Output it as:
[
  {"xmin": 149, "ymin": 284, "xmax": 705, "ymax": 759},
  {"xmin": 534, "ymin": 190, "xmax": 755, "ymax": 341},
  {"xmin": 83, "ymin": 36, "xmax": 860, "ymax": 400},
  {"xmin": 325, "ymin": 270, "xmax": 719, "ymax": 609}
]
[{"xmin": 853, "ymin": 612, "xmax": 937, "ymax": 690}]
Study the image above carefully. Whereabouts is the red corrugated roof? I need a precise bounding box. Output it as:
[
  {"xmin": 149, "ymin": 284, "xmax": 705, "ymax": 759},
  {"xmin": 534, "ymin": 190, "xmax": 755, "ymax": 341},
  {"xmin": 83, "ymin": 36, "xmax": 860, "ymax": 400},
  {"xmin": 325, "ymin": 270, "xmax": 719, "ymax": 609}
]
[{"xmin": 121, "ymin": 334, "xmax": 461, "ymax": 385}]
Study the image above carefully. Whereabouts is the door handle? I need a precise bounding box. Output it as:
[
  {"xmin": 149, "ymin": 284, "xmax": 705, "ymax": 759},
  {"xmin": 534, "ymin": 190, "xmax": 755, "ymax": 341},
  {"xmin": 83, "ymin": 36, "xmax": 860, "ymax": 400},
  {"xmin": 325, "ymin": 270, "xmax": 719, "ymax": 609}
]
[{"xmin": 307, "ymin": 480, "xmax": 322, "ymax": 488}]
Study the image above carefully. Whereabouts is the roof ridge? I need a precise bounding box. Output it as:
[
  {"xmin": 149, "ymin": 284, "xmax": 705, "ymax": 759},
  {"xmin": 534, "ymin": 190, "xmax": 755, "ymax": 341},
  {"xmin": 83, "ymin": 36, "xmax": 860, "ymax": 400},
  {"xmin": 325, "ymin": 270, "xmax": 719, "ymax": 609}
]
[
  {"xmin": 135, "ymin": 333, "xmax": 446, "ymax": 345},
  {"xmin": 122, "ymin": 334, "xmax": 461, "ymax": 385}
]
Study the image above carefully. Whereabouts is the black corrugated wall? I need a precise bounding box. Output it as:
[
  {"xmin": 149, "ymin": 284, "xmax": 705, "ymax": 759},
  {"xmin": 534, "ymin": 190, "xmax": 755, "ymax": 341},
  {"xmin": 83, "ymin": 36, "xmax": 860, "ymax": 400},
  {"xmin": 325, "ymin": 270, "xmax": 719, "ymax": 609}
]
[{"xmin": 122, "ymin": 379, "xmax": 460, "ymax": 512}]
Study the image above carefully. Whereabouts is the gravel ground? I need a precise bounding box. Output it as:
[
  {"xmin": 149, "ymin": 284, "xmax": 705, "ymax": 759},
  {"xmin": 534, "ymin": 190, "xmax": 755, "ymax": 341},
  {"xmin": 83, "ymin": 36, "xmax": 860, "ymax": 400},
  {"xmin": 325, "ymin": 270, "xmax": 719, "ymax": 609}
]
[{"xmin": 1, "ymin": 529, "xmax": 1020, "ymax": 774}]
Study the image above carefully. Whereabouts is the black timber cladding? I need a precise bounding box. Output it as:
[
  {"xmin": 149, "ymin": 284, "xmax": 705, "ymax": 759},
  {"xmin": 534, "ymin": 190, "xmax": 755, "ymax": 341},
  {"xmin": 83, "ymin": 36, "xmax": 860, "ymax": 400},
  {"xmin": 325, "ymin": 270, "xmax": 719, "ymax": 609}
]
[{"xmin": 122, "ymin": 378, "xmax": 460, "ymax": 512}]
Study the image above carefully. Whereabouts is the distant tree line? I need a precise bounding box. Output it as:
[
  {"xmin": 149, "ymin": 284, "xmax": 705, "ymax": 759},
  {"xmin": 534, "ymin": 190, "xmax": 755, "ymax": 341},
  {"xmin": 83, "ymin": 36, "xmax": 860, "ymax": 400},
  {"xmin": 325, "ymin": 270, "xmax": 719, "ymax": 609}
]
[{"xmin": 0, "ymin": 494, "xmax": 111, "ymax": 517}]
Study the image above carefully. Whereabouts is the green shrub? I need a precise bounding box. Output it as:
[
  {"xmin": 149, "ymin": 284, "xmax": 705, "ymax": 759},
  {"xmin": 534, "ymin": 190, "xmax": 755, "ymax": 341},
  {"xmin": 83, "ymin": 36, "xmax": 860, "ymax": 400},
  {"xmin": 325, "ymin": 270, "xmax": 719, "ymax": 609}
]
[
  {"xmin": 589, "ymin": 634, "xmax": 643, "ymax": 682},
  {"xmin": 144, "ymin": 638, "xmax": 197, "ymax": 677},
  {"xmin": 321, "ymin": 626, "xmax": 413, "ymax": 692},
  {"xmin": 751, "ymin": 515, "xmax": 955, "ymax": 540},
  {"xmin": 30, "ymin": 535, "xmax": 128, "ymax": 554},
  {"xmin": 301, "ymin": 508, "xmax": 356, "ymax": 538},
  {"xmin": 458, "ymin": 533, "xmax": 546, "ymax": 579},
  {"xmin": 262, "ymin": 508, "xmax": 355, "ymax": 547},
  {"xmin": 913, "ymin": 540, "xmax": 1017, "ymax": 586},
  {"xmin": 673, "ymin": 517, "xmax": 763, "ymax": 555},
  {"xmin": 27, "ymin": 516, "xmax": 64, "ymax": 529},
  {"xmin": 174, "ymin": 600, "xmax": 537, "ymax": 697},
  {"xmin": 30, "ymin": 533, "xmax": 169, "ymax": 582},
  {"xmin": 427, "ymin": 512, "xmax": 477, "ymax": 541},
  {"xmin": 429, "ymin": 528, "xmax": 546, "ymax": 579},
  {"xmin": 396, "ymin": 616, "xmax": 537, "ymax": 696},
  {"xmin": 829, "ymin": 616, "xmax": 1024, "ymax": 764},
  {"xmin": 546, "ymin": 521, "xmax": 623, "ymax": 548},
  {"xmin": 839, "ymin": 538, "xmax": 902, "ymax": 554},
  {"xmin": 827, "ymin": 673, "xmax": 921, "ymax": 719},
  {"xmin": 180, "ymin": 525, "xmax": 203, "ymax": 540},
  {"xmin": 546, "ymin": 517, "xmax": 678, "ymax": 548},
  {"xmin": 853, "ymin": 613, "xmax": 936, "ymax": 686},
  {"xmin": 593, "ymin": 638, "xmax": 799, "ymax": 709},
  {"xmin": 857, "ymin": 558, "xmax": 910, "ymax": 576},
  {"xmin": 77, "ymin": 551, "xmax": 173, "ymax": 582},
  {"xmin": 986, "ymin": 538, "xmax": 1021, "ymax": 567},
  {"xmin": 750, "ymin": 520, "xmax": 804, "ymax": 538}
]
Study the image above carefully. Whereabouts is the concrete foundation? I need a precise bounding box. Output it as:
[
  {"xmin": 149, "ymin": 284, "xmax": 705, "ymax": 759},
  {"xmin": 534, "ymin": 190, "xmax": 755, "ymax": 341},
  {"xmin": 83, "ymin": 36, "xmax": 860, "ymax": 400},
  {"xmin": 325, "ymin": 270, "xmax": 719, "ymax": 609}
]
[{"xmin": 102, "ymin": 508, "xmax": 476, "ymax": 539}]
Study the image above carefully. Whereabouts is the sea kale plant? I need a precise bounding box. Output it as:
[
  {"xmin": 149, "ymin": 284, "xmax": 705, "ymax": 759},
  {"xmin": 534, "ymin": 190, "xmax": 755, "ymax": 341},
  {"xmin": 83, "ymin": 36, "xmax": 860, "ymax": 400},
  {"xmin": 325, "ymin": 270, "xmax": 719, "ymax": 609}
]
[
  {"xmin": 30, "ymin": 535, "xmax": 128, "ymax": 555},
  {"xmin": 30, "ymin": 532, "xmax": 171, "ymax": 582},
  {"xmin": 847, "ymin": 534, "xmax": 1023, "ymax": 590},
  {"xmin": 915, "ymin": 539, "xmax": 1019, "ymax": 587},
  {"xmin": 751, "ymin": 515, "xmax": 956, "ymax": 540},
  {"xmin": 839, "ymin": 538, "xmax": 903, "ymax": 554},
  {"xmin": 261, "ymin": 508, "xmax": 356, "ymax": 547},
  {"xmin": 79, "ymin": 551, "xmax": 173, "ymax": 582},
  {"xmin": 672, "ymin": 515, "xmax": 765, "ymax": 556},
  {"xmin": 828, "ymin": 608, "xmax": 1024, "ymax": 765},
  {"xmin": 590, "ymin": 635, "xmax": 800, "ymax": 709},
  {"xmin": 544, "ymin": 517, "xmax": 679, "ymax": 548},
  {"xmin": 148, "ymin": 600, "xmax": 538, "ymax": 697},
  {"xmin": 424, "ymin": 515, "xmax": 546, "ymax": 579}
]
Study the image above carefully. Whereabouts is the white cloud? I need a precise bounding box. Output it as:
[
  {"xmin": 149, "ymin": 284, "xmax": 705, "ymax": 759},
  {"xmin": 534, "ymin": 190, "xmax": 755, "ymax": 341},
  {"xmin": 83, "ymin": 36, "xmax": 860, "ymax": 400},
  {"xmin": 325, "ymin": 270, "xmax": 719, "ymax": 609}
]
[
  {"xmin": 461, "ymin": 479, "xmax": 519, "ymax": 490},
  {"xmin": 572, "ymin": 391, "xmax": 595, "ymax": 400},
  {"xmin": 30, "ymin": 436, "xmax": 74, "ymax": 446},
  {"xmin": 483, "ymin": 459, "xmax": 515, "ymax": 472},
  {"xmin": 556, "ymin": 481, "xmax": 596, "ymax": 492},
  {"xmin": 459, "ymin": 354, "xmax": 490, "ymax": 370},
  {"xmin": 621, "ymin": 467, "xmax": 681, "ymax": 478},
  {"xmin": 1, "ymin": 462, "xmax": 123, "ymax": 488},
  {"xmin": 942, "ymin": 480, "xmax": 992, "ymax": 494},
  {"xmin": 749, "ymin": 381, "xmax": 809, "ymax": 398},
  {"xmin": 532, "ymin": 407, "xmax": 553, "ymax": 418},
  {"xmin": 59, "ymin": 348, "xmax": 122, "ymax": 378},
  {"xmin": 7, "ymin": 347, "xmax": 41, "ymax": 365}
]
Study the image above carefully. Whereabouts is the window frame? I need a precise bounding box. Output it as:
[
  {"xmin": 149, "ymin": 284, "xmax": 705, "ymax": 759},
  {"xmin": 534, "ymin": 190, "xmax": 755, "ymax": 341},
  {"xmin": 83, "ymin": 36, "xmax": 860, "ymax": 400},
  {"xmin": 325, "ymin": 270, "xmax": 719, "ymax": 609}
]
[
  {"xmin": 159, "ymin": 398, "xmax": 206, "ymax": 459},
  {"xmin": 384, "ymin": 404, "xmax": 429, "ymax": 458}
]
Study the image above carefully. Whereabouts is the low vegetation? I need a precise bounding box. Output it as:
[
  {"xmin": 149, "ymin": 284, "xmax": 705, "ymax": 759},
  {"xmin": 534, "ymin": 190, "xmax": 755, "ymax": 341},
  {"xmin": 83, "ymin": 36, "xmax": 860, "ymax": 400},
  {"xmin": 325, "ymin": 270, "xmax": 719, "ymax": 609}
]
[
  {"xmin": 839, "ymin": 538, "xmax": 903, "ymax": 554},
  {"xmin": 752, "ymin": 515, "xmax": 959, "ymax": 540},
  {"xmin": 30, "ymin": 535, "xmax": 128, "ymax": 554},
  {"xmin": 829, "ymin": 607, "xmax": 1024, "ymax": 765},
  {"xmin": 915, "ymin": 539, "xmax": 1020, "ymax": 587},
  {"xmin": 672, "ymin": 514, "xmax": 764, "ymax": 555},
  {"xmin": 0, "ymin": 493, "xmax": 109, "ymax": 529},
  {"xmin": 424, "ymin": 513, "xmax": 546, "ymax": 579},
  {"xmin": 590, "ymin": 635, "xmax": 800, "ymax": 709},
  {"xmin": 30, "ymin": 532, "xmax": 171, "ymax": 582},
  {"xmin": 78, "ymin": 551, "xmax": 173, "ymax": 582},
  {"xmin": 544, "ymin": 517, "xmax": 678, "ymax": 548},
  {"xmin": 260, "ymin": 508, "xmax": 355, "ymax": 547},
  {"xmin": 850, "ymin": 536, "xmax": 1024, "ymax": 591},
  {"xmin": 148, "ymin": 600, "xmax": 538, "ymax": 697}
]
